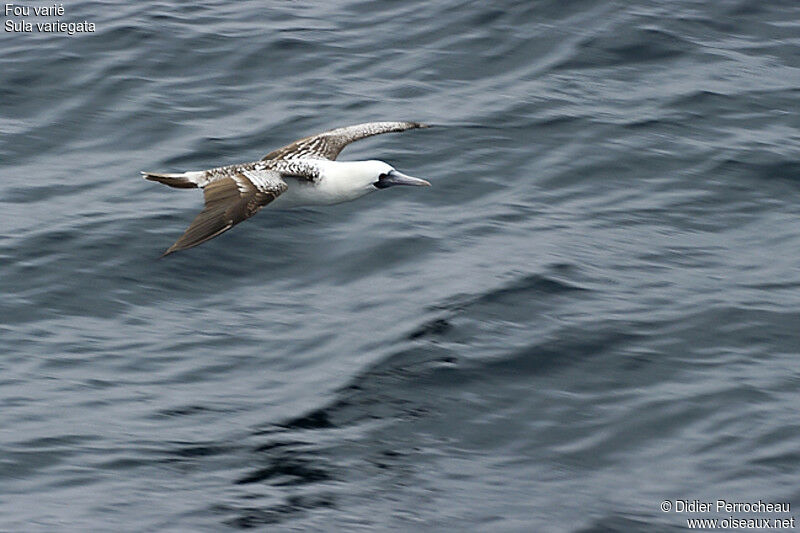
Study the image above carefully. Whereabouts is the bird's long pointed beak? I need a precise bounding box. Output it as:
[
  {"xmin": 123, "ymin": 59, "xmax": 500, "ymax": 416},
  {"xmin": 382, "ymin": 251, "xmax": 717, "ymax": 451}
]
[{"xmin": 385, "ymin": 169, "xmax": 431, "ymax": 187}]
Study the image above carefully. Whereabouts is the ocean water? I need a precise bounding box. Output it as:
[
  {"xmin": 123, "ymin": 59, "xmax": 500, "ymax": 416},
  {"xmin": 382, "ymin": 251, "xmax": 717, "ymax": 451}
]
[{"xmin": 2, "ymin": 0, "xmax": 800, "ymax": 531}]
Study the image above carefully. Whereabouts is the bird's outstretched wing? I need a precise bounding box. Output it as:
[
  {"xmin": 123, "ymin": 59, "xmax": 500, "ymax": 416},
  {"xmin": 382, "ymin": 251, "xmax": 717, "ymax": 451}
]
[
  {"xmin": 162, "ymin": 169, "xmax": 288, "ymax": 256},
  {"xmin": 262, "ymin": 121, "xmax": 428, "ymax": 161}
]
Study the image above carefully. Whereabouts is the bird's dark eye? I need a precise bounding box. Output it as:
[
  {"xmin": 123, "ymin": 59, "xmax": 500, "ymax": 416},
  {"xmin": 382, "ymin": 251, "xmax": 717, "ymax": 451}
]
[{"xmin": 374, "ymin": 173, "xmax": 391, "ymax": 189}]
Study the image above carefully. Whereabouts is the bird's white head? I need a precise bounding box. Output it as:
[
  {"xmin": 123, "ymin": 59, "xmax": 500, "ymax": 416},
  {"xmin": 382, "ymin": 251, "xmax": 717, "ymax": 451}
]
[
  {"xmin": 368, "ymin": 160, "xmax": 431, "ymax": 190},
  {"xmin": 318, "ymin": 159, "xmax": 431, "ymax": 201}
]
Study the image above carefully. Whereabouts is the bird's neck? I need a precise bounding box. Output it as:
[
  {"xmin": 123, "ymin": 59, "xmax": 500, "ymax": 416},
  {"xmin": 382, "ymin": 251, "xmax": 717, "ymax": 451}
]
[
  {"xmin": 317, "ymin": 160, "xmax": 376, "ymax": 188},
  {"xmin": 298, "ymin": 160, "xmax": 377, "ymax": 205}
]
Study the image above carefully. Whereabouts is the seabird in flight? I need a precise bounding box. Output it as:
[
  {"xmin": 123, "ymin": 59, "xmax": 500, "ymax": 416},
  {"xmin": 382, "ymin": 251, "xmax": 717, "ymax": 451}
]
[{"xmin": 142, "ymin": 121, "xmax": 430, "ymax": 256}]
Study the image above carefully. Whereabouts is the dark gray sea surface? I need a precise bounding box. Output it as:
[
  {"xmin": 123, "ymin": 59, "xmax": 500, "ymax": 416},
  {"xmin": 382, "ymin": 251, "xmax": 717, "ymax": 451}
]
[{"xmin": 2, "ymin": 0, "xmax": 800, "ymax": 531}]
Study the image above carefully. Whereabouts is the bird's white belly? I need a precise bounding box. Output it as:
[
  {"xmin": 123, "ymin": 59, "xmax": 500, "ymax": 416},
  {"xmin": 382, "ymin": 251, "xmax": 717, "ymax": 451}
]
[{"xmin": 271, "ymin": 177, "xmax": 371, "ymax": 208}]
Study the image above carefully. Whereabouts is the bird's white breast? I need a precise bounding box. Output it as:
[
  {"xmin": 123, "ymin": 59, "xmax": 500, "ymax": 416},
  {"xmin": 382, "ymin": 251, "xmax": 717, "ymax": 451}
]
[{"xmin": 270, "ymin": 160, "xmax": 383, "ymax": 208}]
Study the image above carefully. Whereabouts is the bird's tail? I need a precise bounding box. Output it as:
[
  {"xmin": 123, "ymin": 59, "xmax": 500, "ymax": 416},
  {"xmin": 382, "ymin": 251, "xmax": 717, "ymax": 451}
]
[{"xmin": 141, "ymin": 171, "xmax": 203, "ymax": 189}]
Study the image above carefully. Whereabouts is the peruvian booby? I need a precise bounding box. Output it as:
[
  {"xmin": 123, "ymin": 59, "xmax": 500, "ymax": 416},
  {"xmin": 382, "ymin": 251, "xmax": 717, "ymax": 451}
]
[{"xmin": 143, "ymin": 121, "xmax": 430, "ymax": 256}]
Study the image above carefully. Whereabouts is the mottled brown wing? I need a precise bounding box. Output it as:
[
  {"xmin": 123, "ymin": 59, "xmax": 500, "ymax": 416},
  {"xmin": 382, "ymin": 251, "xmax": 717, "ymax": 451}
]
[
  {"xmin": 261, "ymin": 121, "xmax": 429, "ymax": 161},
  {"xmin": 162, "ymin": 170, "xmax": 287, "ymax": 256}
]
